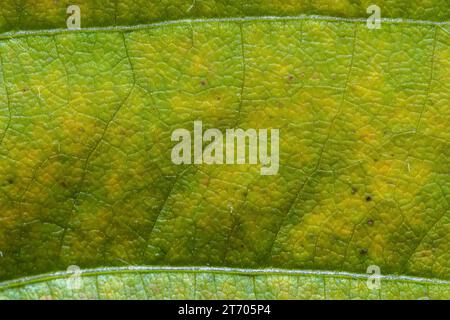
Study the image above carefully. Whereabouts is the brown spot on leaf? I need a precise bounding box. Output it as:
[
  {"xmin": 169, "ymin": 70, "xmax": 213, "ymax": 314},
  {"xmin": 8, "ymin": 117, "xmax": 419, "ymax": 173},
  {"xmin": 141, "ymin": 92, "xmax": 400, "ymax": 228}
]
[{"xmin": 201, "ymin": 176, "xmax": 210, "ymax": 186}]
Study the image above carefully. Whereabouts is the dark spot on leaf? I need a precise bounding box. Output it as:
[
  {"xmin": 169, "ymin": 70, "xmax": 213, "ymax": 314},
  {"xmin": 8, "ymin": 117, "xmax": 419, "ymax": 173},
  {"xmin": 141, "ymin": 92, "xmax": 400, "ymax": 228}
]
[
  {"xmin": 200, "ymin": 80, "xmax": 207, "ymax": 86},
  {"xmin": 367, "ymin": 219, "xmax": 374, "ymax": 226},
  {"xmin": 60, "ymin": 181, "xmax": 68, "ymax": 189},
  {"xmin": 365, "ymin": 195, "xmax": 372, "ymax": 202},
  {"xmin": 351, "ymin": 187, "xmax": 358, "ymax": 195},
  {"xmin": 288, "ymin": 74, "xmax": 294, "ymax": 81},
  {"xmin": 359, "ymin": 248, "xmax": 368, "ymax": 255},
  {"xmin": 201, "ymin": 177, "xmax": 209, "ymax": 186},
  {"xmin": 6, "ymin": 178, "xmax": 14, "ymax": 185},
  {"xmin": 216, "ymin": 96, "xmax": 221, "ymax": 101}
]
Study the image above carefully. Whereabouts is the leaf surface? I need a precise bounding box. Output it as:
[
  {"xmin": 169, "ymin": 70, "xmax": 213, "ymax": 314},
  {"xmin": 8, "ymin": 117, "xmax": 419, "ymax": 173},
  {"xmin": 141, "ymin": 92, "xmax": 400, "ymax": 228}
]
[
  {"xmin": 0, "ymin": 1, "xmax": 449, "ymax": 299},
  {"xmin": 1, "ymin": 267, "xmax": 450, "ymax": 300}
]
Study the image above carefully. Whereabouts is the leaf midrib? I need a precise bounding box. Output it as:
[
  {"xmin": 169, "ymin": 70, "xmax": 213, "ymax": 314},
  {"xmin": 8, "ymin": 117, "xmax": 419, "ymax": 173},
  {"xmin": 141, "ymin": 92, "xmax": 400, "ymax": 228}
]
[
  {"xmin": 1, "ymin": 14, "xmax": 449, "ymax": 41},
  {"xmin": 1, "ymin": 266, "xmax": 450, "ymax": 291}
]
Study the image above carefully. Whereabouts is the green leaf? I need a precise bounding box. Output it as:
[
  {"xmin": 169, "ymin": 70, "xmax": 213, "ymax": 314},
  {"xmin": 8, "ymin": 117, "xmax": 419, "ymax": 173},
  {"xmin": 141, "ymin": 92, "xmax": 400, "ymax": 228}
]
[
  {"xmin": 1, "ymin": 0, "xmax": 449, "ymax": 33},
  {"xmin": 0, "ymin": 1, "xmax": 449, "ymax": 299},
  {"xmin": 1, "ymin": 267, "xmax": 450, "ymax": 300}
]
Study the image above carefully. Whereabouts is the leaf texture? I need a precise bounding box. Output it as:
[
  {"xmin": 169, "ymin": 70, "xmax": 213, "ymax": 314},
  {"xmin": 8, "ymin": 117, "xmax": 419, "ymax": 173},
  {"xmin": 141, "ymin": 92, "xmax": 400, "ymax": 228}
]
[{"xmin": 0, "ymin": 1, "xmax": 449, "ymax": 299}]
